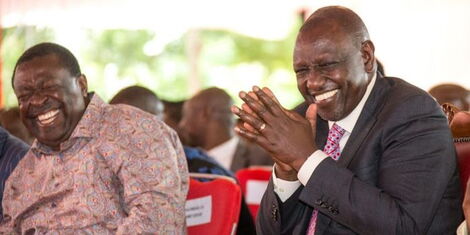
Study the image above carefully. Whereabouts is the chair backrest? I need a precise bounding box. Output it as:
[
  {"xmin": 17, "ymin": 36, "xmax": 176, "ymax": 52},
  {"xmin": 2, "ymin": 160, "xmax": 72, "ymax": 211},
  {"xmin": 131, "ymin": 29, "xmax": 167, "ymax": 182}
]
[
  {"xmin": 186, "ymin": 173, "xmax": 241, "ymax": 235},
  {"xmin": 456, "ymin": 142, "xmax": 470, "ymax": 194},
  {"xmin": 235, "ymin": 166, "xmax": 272, "ymax": 220}
]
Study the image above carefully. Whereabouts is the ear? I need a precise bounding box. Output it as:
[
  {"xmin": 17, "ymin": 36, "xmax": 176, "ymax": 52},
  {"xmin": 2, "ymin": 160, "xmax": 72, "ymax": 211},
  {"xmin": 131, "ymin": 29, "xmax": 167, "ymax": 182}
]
[
  {"xmin": 77, "ymin": 74, "xmax": 88, "ymax": 97},
  {"xmin": 361, "ymin": 40, "xmax": 375, "ymax": 73}
]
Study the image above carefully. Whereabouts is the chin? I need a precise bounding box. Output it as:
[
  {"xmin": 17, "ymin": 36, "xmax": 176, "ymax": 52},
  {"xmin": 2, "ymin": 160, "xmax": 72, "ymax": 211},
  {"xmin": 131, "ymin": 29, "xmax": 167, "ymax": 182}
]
[{"xmin": 317, "ymin": 109, "xmax": 343, "ymax": 122}]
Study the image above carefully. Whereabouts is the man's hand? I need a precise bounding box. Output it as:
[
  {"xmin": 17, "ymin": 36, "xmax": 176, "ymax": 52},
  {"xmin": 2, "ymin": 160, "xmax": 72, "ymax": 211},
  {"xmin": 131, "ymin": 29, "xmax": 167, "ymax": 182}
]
[{"xmin": 231, "ymin": 86, "xmax": 319, "ymax": 172}]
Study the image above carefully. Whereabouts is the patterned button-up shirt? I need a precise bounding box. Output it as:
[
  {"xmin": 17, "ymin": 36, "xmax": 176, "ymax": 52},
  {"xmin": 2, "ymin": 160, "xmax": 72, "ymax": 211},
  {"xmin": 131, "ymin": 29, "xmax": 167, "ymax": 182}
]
[{"xmin": 0, "ymin": 94, "xmax": 189, "ymax": 234}]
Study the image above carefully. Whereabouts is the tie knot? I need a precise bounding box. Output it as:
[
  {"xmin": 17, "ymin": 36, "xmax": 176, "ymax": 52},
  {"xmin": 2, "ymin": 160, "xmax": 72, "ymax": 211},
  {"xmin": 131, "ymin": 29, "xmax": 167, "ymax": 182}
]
[{"xmin": 331, "ymin": 123, "xmax": 346, "ymax": 138}]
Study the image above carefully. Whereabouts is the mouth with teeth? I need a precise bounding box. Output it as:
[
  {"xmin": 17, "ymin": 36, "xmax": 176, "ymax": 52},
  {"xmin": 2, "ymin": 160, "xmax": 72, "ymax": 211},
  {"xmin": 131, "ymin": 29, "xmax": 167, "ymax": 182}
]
[
  {"xmin": 314, "ymin": 89, "xmax": 339, "ymax": 103},
  {"xmin": 36, "ymin": 109, "xmax": 60, "ymax": 127}
]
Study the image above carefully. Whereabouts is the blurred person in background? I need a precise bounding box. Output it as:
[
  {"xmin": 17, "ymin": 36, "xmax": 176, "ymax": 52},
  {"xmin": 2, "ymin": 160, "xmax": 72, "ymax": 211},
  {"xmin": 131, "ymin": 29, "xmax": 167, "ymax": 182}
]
[
  {"xmin": 109, "ymin": 85, "xmax": 164, "ymax": 119},
  {"xmin": 162, "ymin": 99, "xmax": 185, "ymax": 131},
  {"xmin": 179, "ymin": 87, "xmax": 273, "ymax": 173},
  {"xmin": 429, "ymin": 83, "xmax": 470, "ymax": 111},
  {"xmin": 0, "ymin": 112, "xmax": 29, "ymax": 220},
  {"xmin": 442, "ymin": 104, "xmax": 470, "ymax": 234},
  {"xmin": 0, "ymin": 107, "xmax": 34, "ymax": 145}
]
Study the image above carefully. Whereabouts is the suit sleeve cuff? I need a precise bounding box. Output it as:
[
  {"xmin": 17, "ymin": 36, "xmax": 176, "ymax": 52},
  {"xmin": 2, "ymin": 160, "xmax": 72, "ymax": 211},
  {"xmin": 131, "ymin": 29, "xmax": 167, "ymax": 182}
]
[
  {"xmin": 272, "ymin": 165, "xmax": 301, "ymax": 202},
  {"xmin": 297, "ymin": 150, "xmax": 329, "ymax": 186}
]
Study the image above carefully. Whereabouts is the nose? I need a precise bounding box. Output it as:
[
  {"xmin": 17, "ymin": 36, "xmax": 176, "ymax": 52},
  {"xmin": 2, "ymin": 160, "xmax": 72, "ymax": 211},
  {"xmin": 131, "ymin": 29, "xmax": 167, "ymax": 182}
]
[
  {"xmin": 305, "ymin": 70, "xmax": 327, "ymax": 92},
  {"xmin": 29, "ymin": 92, "xmax": 48, "ymax": 106}
]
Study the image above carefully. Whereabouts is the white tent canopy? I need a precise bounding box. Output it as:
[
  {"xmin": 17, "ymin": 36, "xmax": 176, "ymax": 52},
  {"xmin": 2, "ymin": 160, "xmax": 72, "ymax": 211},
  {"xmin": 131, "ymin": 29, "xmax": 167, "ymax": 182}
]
[{"xmin": 2, "ymin": 0, "xmax": 470, "ymax": 91}]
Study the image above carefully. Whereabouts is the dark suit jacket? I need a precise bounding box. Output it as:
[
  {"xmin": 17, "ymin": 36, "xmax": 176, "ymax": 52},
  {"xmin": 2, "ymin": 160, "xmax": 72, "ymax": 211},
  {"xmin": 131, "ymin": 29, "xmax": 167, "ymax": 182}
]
[
  {"xmin": 0, "ymin": 127, "xmax": 29, "ymax": 218},
  {"xmin": 230, "ymin": 138, "xmax": 273, "ymax": 173},
  {"xmin": 257, "ymin": 74, "xmax": 463, "ymax": 234}
]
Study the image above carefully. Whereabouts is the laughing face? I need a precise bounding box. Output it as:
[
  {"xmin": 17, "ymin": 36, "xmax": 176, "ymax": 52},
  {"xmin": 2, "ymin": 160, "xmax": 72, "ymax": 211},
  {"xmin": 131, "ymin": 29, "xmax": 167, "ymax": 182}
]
[
  {"xmin": 294, "ymin": 22, "xmax": 373, "ymax": 121},
  {"xmin": 13, "ymin": 54, "xmax": 88, "ymax": 150}
]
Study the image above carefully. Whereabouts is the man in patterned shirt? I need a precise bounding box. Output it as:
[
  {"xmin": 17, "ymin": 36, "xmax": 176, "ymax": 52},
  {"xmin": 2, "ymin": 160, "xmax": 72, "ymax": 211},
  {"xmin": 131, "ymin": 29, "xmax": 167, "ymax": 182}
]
[{"xmin": 0, "ymin": 42, "xmax": 189, "ymax": 234}]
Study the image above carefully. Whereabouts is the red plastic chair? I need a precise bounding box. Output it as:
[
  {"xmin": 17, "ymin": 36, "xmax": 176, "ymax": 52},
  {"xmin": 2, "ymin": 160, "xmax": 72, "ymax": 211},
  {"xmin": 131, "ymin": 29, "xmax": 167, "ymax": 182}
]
[
  {"xmin": 235, "ymin": 166, "xmax": 272, "ymax": 220},
  {"xmin": 456, "ymin": 141, "xmax": 470, "ymax": 194},
  {"xmin": 186, "ymin": 173, "xmax": 241, "ymax": 235}
]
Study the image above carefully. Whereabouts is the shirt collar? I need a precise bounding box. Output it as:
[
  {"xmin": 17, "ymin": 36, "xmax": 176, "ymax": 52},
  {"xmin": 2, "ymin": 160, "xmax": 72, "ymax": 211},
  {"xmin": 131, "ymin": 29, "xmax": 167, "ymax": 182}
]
[
  {"xmin": 329, "ymin": 72, "xmax": 377, "ymax": 133},
  {"xmin": 208, "ymin": 136, "xmax": 239, "ymax": 154},
  {"xmin": 31, "ymin": 93, "xmax": 106, "ymax": 156}
]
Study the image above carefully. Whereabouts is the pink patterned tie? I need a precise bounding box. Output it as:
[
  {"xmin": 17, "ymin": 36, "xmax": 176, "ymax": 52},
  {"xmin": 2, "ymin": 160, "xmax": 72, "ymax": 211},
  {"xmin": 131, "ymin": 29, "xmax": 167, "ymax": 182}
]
[{"xmin": 306, "ymin": 123, "xmax": 346, "ymax": 235}]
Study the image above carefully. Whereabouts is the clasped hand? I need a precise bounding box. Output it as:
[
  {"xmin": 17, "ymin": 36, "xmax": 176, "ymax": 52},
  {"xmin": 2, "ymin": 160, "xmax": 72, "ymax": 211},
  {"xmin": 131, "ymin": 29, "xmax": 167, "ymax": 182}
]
[{"xmin": 231, "ymin": 86, "xmax": 319, "ymax": 176}]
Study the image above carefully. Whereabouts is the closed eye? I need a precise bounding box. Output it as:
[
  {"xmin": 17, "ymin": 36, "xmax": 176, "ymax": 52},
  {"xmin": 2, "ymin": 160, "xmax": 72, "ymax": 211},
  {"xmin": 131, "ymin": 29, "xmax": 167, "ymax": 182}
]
[
  {"xmin": 294, "ymin": 67, "xmax": 309, "ymax": 74},
  {"xmin": 317, "ymin": 61, "xmax": 339, "ymax": 68}
]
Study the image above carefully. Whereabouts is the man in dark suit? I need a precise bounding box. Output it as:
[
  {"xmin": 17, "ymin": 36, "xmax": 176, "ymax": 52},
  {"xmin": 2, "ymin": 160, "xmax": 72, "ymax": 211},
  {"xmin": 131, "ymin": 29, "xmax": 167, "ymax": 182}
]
[
  {"xmin": 232, "ymin": 6, "xmax": 462, "ymax": 234},
  {"xmin": 179, "ymin": 87, "xmax": 273, "ymax": 173}
]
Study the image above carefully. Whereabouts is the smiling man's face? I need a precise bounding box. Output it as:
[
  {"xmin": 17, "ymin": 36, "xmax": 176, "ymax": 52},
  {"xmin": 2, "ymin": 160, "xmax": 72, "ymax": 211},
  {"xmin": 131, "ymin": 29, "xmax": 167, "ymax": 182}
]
[
  {"xmin": 13, "ymin": 54, "xmax": 87, "ymax": 150},
  {"xmin": 294, "ymin": 21, "xmax": 371, "ymax": 121}
]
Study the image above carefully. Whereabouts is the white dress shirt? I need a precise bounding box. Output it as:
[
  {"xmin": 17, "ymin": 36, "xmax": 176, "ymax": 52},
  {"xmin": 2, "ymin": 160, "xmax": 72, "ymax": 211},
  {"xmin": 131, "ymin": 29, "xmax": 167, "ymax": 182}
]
[
  {"xmin": 274, "ymin": 73, "xmax": 377, "ymax": 202},
  {"xmin": 207, "ymin": 136, "xmax": 239, "ymax": 170},
  {"xmin": 457, "ymin": 221, "xmax": 468, "ymax": 235}
]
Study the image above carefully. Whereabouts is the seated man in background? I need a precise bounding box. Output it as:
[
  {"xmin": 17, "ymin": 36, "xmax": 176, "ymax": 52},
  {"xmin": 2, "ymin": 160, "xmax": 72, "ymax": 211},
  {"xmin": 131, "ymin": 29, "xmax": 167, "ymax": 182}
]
[
  {"xmin": 444, "ymin": 105, "xmax": 470, "ymax": 234},
  {"xmin": 429, "ymin": 83, "xmax": 469, "ymax": 111},
  {"xmin": 179, "ymin": 87, "xmax": 273, "ymax": 173},
  {"xmin": 0, "ymin": 42, "xmax": 188, "ymax": 234},
  {"xmin": 161, "ymin": 99, "xmax": 185, "ymax": 131},
  {"xmin": 0, "ymin": 107, "xmax": 34, "ymax": 145},
  {"xmin": 110, "ymin": 85, "xmax": 257, "ymax": 235}
]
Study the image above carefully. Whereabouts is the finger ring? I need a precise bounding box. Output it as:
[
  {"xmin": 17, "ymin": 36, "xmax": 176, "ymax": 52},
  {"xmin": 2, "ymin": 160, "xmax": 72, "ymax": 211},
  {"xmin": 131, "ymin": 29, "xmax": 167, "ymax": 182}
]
[{"xmin": 259, "ymin": 123, "xmax": 266, "ymax": 131}]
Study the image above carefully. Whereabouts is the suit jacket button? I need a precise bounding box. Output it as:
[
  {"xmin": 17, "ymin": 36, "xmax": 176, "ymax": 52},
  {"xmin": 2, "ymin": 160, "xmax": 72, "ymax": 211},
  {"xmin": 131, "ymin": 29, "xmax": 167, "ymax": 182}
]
[
  {"xmin": 330, "ymin": 207, "xmax": 339, "ymax": 215},
  {"xmin": 272, "ymin": 207, "xmax": 278, "ymax": 221},
  {"xmin": 321, "ymin": 202, "xmax": 328, "ymax": 208}
]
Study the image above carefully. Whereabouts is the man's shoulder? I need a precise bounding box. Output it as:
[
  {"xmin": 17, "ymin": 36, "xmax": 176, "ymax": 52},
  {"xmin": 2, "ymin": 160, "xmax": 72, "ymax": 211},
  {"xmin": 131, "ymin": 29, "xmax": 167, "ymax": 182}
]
[
  {"xmin": 381, "ymin": 76, "xmax": 430, "ymax": 100},
  {"xmin": 103, "ymin": 103, "xmax": 170, "ymax": 133},
  {"xmin": 98, "ymin": 103, "xmax": 179, "ymax": 148},
  {"xmin": 370, "ymin": 76, "xmax": 450, "ymax": 140},
  {"xmin": 376, "ymin": 76, "xmax": 439, "ymax": 115}
]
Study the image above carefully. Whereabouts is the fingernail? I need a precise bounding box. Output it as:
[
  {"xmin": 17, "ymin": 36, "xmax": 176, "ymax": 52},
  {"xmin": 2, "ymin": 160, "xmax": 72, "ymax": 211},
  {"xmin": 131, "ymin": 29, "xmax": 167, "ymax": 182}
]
[
  {"xmin": 253, "ymin": 86, "xmax": 260, "ymax": 91},
  {"xmin": 234, "ymin": 127, "xmax": 244, "ymax": 134},
  {"xmin": 239, "ymin": 91, "xmax": 246, "ymax": 98},
  {"xmin": 231, "ymin": 106, "xmax": 240, "ymax": 114}
]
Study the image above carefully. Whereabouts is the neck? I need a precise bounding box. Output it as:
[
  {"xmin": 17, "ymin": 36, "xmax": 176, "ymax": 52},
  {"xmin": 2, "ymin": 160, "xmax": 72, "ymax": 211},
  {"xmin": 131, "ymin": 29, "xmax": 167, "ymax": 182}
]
[{"xmin": 203, "ymin": 125, "xmax": 233, "ymax": 150}]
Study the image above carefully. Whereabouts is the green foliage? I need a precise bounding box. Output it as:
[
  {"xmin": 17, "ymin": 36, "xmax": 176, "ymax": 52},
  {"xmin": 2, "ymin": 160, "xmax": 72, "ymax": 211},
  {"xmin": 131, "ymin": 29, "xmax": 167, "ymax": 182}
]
[
  {"xmin": 1, "ymin": 20, "xmax": 304, "ymax": 109},
  {"xmin": 1, "ymin": 26, "xmax": 55, "ymax": 107}
]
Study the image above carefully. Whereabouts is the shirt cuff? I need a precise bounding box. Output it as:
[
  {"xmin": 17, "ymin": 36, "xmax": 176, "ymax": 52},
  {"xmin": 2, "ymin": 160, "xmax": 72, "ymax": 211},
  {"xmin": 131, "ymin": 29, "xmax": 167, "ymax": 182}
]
[
  {"xmin": 457, "ymin": 221, "xmax": 468, "ymax": 235},
  {"xmin": 272, "ymin": 165, "xmax": 301, "ymax": 202},
  {"xmin": 297, "ymin": 150, "xmax": 329, "ymax": 186}
]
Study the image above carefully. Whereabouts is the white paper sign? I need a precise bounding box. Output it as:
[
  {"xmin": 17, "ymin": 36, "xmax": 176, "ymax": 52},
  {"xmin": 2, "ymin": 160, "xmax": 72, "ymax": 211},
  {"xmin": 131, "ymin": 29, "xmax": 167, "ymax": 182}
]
[
  {"xmin": 246, "ymin": 180, "xmax": 269, "ymax": 204},
  {"xmin": 185, "ymin": 195, "xmax": 212, "ymax": 226}
]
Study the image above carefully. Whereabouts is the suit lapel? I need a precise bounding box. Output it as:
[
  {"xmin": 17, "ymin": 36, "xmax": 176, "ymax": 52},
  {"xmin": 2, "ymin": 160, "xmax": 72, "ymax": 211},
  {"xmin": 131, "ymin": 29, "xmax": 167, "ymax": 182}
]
[{"xmin": 337, "ymin": 73, "xmax": 390, "ymax": 167}]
